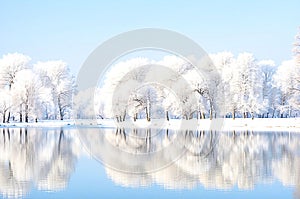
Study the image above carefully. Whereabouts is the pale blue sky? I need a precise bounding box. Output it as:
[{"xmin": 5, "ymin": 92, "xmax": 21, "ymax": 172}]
[{"xmin": 0, "ymin": 0, "xmax": 299, "ymax": 74}]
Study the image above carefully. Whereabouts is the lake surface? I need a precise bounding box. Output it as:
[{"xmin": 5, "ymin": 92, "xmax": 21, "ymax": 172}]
[{"xmin": 0, "ymin": 127, "xmax": 299, "ymax": 199}]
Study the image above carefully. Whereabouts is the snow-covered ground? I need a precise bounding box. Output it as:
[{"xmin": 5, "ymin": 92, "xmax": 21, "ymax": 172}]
[
  {"xmin": 1, "ymin": 118, "xmax": 300, "ymax": 132},
  {"xmin": 99, "ymin": 118, "xmax": 300, "ymax": 132},
  {"xmin": 0, "ymin": 119, "xmax": 75, "ymax": 128}
]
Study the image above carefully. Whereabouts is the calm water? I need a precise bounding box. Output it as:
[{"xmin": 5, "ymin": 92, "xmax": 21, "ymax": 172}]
[{"xmin": 0, "ymin": 127, "xmax": 299, "ymax": 199}]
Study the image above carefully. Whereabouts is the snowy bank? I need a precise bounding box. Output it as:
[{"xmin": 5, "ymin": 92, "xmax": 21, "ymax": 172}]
[
  {"xmin": 1, "ymin": 118, "xmax": 300, "ymax": 132},
  {"xmin": 0, "ymin": 120, "xmax": 75, "ymax": 128},
  {"xmin": 97, "ymin": 118, "xmax": 300, "ymax": 132}
]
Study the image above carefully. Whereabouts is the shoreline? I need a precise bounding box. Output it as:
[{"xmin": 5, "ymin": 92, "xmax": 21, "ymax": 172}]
[{"xmin": 0, "ymin": 118, "xmax": 300, "ymax": 132}]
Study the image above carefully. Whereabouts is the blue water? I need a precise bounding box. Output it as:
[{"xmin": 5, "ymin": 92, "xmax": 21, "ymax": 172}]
[
  {"xmin": 26, "ymin": 156, "xmax": 294, "ymax": 199},
  {"xmin": 26, "ymin": 157, "xmax": 293, "ymax": 199},
  {"xmin": 0, "ymin": 127, "xmax": 299, "ymax": 199}
]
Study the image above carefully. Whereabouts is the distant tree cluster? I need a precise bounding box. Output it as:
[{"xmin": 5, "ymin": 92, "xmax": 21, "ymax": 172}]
[
  {"xmin": 1, "ymin": 29, "xmax": 300, "ymax": 122},
  {"xmin": 0, "ymin": 54, "xmax": 75, "ymax": 122}
]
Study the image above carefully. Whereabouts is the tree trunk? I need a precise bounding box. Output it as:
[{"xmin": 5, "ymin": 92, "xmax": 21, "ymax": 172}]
[
  {"xmin": 25, "ymin": 103, "xmax": 29, "ymax": 123},
  {"xmin": 58, "ymin": 97, "xmax": 64, "ymax": 120},
  {"xmin": 243, "ymin": 112, "xmax": 247, "ymax": 118},
  {"xmin": 146, "ymin": 99, "xmax": 151, "ymax": 122},
  {"xmin": 19, "ymin": 104, "xmax": 22, "ymax": 122},
  {"xmin": 189, "ymin": 113, "xmax": 193, "ymax": 120},
  {"xmin": 166, "ymin": 111, "xmax": 169, "ymax": 121},
  {"xmin": 272, "ymin": 109, "xmax": 276, "ymax": 118},
  {"xmin": 209, "ymin": 109, "xmax": 213, "ymax": 120},
  {"xmin": 122, "ymin": 110, "xmax": 126, "ymax": 122},
  {"xmin": 6, "ymin": 112, "xmax": 10, "ymax": 123},
  {"xmin": 184, "ymin": 114, "xmax": 188, "ymax": 120},
  {"xmin": 251, "ymin": 112, "xmax": 254, "ymax": 120},
  {"xmin": 233, "ymin": 109, "xmax": 236, "ymax": 120},
  {"xmin": 45, "ymin": 106, "xmax": 48, "ymax": 120},
  {"xmin": 146, "ymin": 107, "xmax": 150, "ymax": 122},
  {"xmin": 60, "ymin": 110, "xmax": 64, "ymax": 120},
  {"xmin": 2, "ymin": 110, "xmax": 6, "ymax": 123},
  {"xmin": 201, "ymin": 112, "xmax": 205, "ymax": 119}
]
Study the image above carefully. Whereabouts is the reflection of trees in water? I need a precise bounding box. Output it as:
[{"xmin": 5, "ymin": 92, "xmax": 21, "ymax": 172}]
[
  {"xmin": 87, "ymin": 129, "xmax": 300, "ymax": 191},
  {"xmin": 0, "ymin": 128, "xmax": 78, "ymax": 198},
  {"xmin": 270, "ymin": 133, "xmax": 300, "ymax": 199},
  {"xmin": 1, "ymin": 127, "xmax": 300, "ymax": 197}
]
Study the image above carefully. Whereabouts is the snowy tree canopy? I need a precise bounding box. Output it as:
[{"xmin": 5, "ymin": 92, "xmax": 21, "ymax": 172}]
[
  {"xmin": 0, "ymin": 54, "xmax": 75, "ymax": 123},
  {"xmin": 2, "ymin": 28, "xmax": 300, "ymax": 122}
]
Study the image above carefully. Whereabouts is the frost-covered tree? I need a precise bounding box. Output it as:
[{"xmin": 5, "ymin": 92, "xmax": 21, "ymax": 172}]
[
  {"xmin": 0, "ymin": 53, "xmax": 31, "ymax": 122},
  {"xmin": 128, "ymin": 85, "xmax": 159, "ymax": 121},
  {"xmin": 158, "ymin": 56, "xmax": 205, "ymax": 120},
  {"xmin": 289, "ymin": 28, "xmax": 300, "ymax": 113},
  {"xmin": 273, "ymin": 60, "xmax": 295, "ymax": 118},
  {"xmin": 159, "ymin": 88, "xmax": 181, "ymax": 121},
  {"xmin": 234, "ymin": 53, "xmax": 263, "ymax": 118},
  {"xmin": 258, "ymin": 60, "xmax": 277, "ymax": 117},
  {"xmin": 210, "ymin": 52, "xmax": 237, "ymax": 118},
  {"xmin": 211, "ymin": 52, "xmax": 264, "ymax": 119},
  {"xmin": 0, "ymin": 90, "xmax": 11, "ymax": 123},
  {"xmin": 0, "ymin": 53, "xmax": 31, "ymax": 89},
  {"xmin": 73, "ymin": 88, "xmax": 95, "ymax": 119},
  {"xmin": 99, "ymin": 58, "xmax": 151, "ymax": 121},
  {"xmin": 272, "ymin": 29, "xmax": 300, "ymax": 117},
  {"xmin": 294, "ymin": 28, "xmax": 300, "ymax": 67},
  {"xmin": 12, "ymin": 69, "xmax": 42, "ymax": 122},
  {"xmin": 184, "ymin": 70, "xmax": 209, "ymax": 119},
  {"xmin": 34, "ymin": 61, "xmax": 75, "ymax": 120}
]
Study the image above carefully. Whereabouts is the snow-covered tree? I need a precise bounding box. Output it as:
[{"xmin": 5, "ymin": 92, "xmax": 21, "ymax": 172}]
[
  {"xmin": 12, "ymin": 69, "xmax": 42, "ymax": 122},
  {"xmin": 294, "ymin": 27, "xmax": 300, "ymax": 67},
  {"xmin": 210, "ymin": 52, "xmax": 237, "ymax": 118},
  {"xmin": 0, "ymin": 53, "xmax": 31, "ymax": 122},
  {"xmin": 73, "ymin": 88, "xmax": 96, "ymax": 119},
  {"xmin": 99, "ymin": 58, "xmax": 149, "ymax": 120},
  {"xmin": 234, "ymin": 53, "xmax": 263, "ymax": 118},
  {"xmin": 159, "ymin": 87, "xmax": 181, "ymax": 121},
  {"xmin": 258, "ymin": 60, "xmax": 277, "ymax": 117},
  {"xmin": 0, "ymin": 53, "xmax": 31, "ymax": 89},
  {"xmin": 0, "ymin": 90, "xmax": 11, "ymax": 123},
  {"xmin": 157, "ymin": 56, "xmax": 204, "ymax": 120},
  {"xmin": 211, "ymin": 52, "xmax": 264, "ymax": 119},
  {"xmin": 273, "ymin": 60, "xmax": 295, "ymax": 117},
  {"xmin": 289, "ymin": 28, "xmax": 300, "ymax": 113},
  {"xmin": 34, "ymin": 61, "xmax": 75, "ymax": 120}
]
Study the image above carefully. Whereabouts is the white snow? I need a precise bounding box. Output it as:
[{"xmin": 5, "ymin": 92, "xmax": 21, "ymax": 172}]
[
  {"xmin": 1, "ymin": 118, "xmax": 300, "ymax": 132},
  {"xmin": 106, "ymin": 118, "xmax": 300, "ymax": 132}
]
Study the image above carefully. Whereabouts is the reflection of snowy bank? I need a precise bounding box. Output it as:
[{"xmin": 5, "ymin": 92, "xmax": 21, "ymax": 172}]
[
  {"xmin": 79, "ymin": 129, "xmax": 300, "ymax": 190},
  {"xmin": 0, "ymin": 128, "xmax": 80, "ymax": 198}
]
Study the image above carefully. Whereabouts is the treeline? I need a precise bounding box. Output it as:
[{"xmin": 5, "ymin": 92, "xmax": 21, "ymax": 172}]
[
  {"xmin": 1, "ymin": 30, "xmax": 300, "ymax": 122},
  {"xmin": 86, "ymin": 29, "xmax": 300, "ymax": 121}
]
